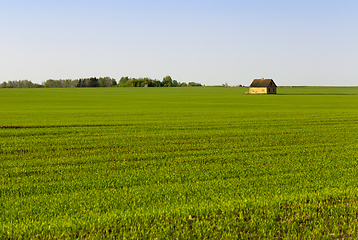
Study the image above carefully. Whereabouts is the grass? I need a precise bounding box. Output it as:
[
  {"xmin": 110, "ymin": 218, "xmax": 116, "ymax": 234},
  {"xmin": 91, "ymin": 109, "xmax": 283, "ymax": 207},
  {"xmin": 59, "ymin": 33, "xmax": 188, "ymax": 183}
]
[{"xmin": 1, "ymin": 87, "xmax": 358, "ymax": 238}]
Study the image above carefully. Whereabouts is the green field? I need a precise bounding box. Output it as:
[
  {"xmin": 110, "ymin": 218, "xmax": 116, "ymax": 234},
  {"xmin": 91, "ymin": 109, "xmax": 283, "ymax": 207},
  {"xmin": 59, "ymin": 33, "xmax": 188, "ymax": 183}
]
[{"xmin": 1, "ymin": 87, "xmax": 358, "ymax": 238}]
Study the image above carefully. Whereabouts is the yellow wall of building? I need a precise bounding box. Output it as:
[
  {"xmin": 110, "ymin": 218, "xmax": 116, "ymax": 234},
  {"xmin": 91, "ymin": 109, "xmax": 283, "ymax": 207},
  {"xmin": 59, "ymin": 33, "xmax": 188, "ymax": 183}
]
[
  {"xmin": 250, "ymin": 87, "xmax": 267, "ymax": 94},
  {"xmin": 249, "ymin": 87, "xmax": 276, "ymax": 94}
]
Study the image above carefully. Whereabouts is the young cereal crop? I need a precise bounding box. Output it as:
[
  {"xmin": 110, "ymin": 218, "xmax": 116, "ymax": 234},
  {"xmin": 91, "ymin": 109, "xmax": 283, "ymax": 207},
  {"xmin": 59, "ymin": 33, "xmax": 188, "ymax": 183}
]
[{"xmin": 1, "ymin": 87, "xmax": 358, "ymax": 238}]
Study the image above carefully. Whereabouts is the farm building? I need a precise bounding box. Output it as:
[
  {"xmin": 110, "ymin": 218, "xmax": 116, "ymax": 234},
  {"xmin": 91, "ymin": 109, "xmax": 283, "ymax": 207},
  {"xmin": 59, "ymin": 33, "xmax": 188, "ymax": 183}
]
[{"xmin": 249, "ymin": 78, "xmax": 277, "ymax": 94}]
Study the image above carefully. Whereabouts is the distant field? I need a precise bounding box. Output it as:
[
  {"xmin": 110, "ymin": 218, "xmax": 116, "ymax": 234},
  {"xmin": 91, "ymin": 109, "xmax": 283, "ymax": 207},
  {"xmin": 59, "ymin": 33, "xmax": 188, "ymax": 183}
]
[{"xmin": 1, "ymin": 87, "xmax": 358, "ymax": 238}]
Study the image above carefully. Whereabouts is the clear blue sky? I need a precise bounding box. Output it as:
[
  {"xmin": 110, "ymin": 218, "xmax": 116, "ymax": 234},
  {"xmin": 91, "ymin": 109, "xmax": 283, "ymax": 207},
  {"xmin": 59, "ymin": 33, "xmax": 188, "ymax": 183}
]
[{"xmin": 1, "ymin": 0, "xmax": 357, "ymax": 86}]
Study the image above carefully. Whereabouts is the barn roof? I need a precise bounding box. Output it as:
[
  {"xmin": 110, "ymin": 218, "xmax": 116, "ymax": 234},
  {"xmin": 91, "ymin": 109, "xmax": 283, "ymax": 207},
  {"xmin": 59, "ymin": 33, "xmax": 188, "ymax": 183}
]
[{"xmin": 249, "ymin": 79, "xmax": 277, "ymax": 87}]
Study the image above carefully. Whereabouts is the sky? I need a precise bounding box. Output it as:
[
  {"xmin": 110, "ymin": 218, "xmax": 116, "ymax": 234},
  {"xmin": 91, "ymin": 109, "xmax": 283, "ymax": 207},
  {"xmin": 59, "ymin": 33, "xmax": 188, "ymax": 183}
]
[{"xmin": 1, "ymin": 0, "xmax": 357, "ymax": 86}]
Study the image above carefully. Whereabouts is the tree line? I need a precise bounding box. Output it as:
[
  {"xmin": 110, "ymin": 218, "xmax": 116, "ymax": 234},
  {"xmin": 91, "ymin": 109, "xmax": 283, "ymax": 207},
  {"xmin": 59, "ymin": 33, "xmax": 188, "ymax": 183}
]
[
  {"xmin": 118, "ymin": 76, "xmax": 201, "ymax": 87},
  {"xmin": 1, "ymin": 80, "xmax": 43, "ymax": 88},
  {"xmin": 44, "ymin": 77, "xmax": 116, "ymax": 88},
  {"xmin": 1, "ymin": 76, "xmax": 202, "ymax": 88}
]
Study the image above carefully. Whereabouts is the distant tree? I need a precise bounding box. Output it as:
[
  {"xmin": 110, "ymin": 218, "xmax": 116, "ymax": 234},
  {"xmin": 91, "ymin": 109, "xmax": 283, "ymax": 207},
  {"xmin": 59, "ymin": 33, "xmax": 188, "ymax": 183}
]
[
  {"xmin": 71, "ymin": 80, "xmax": 78, "ymax": 88},
  {"xmin": 1, "ymin": 82, "xmax": 7, "ymax": 88},
  {"xmin": 99, "ymin": 78, "xmax": 105, "ymax": 87},
  {"xmin": 54, "ymin": 80, "xmax": 61, "ymax": 88},
  {"xmin": 26, "ymin": 80, "xmax": 33, "ymax": 88},
  {"xmin": 6, "ymin": 81, "xmax": 14, "ymax": 88},
  {"xmin": 162, "ymin": 75, "xmax": 173, "ymax": 87},
  {"xmin": 119, "ymin": 76, "xmax": 130, "ymax": 85},
  {"xmin": 64, "ymin": 79, "xmax": 71, "ymax": 88},
  {"xmin": 77, "ymin": 79, "xmax": 84, "ymax": 87},
  {"xmin": 188, "ymin": 82, "xmax": 202, "ymax": 87},
  {"xmin": 99, "ymin": 76, "xmax": 116, "ymax": 87},
  {"xmin": 86, "ymin": 78, "xmax": 97, "ymax": 87},
  {"xmin": 32, "ymin": 83, "xmax": 44, "ymax": 88},
  {"xmin": 172, "ymin": 80, "xmax": 179, "ymax": 87},
  {"xmin": 44, "ymin": 79, "xmax": 54, "ymax": 88},
  {"xmin": 111, "ymin": 78, "xmax": 117, "ymax": 86}
]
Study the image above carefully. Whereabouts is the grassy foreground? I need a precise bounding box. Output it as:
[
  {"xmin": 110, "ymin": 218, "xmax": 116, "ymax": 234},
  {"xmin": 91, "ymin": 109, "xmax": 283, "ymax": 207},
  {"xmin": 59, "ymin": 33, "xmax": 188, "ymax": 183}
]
[{"xmin": 1, "ymin": 87, "xmax": 358, "ymax": 239}]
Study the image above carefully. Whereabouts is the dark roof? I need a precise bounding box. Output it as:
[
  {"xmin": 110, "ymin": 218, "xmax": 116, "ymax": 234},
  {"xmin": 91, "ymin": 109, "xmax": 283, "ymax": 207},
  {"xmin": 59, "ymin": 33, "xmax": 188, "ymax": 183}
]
[{"xmin": 249, "ymin": 79, "xmax": 277, "ymax": 87}]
